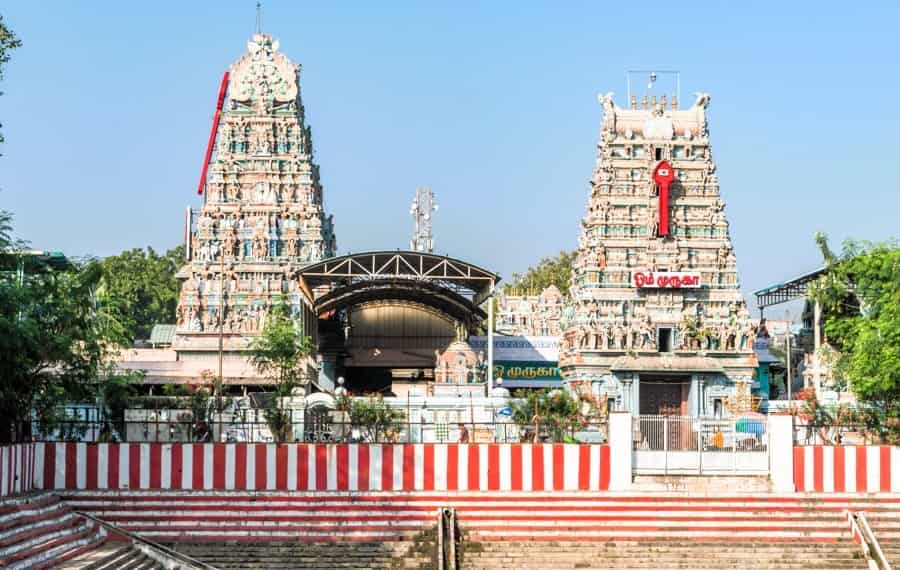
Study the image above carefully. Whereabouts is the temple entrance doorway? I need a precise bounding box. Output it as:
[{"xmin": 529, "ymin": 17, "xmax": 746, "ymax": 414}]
[{"xmin": 639, "ymin": 375, "xmax": 690, "ymax": 416}]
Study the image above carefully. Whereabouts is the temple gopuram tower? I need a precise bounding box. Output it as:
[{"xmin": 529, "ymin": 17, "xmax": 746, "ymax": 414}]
[
  {"xmin": 173, "ymin": 34, "xmax": 336, "ymax": 362},
  {"xmin": 559, "ymin": 86, "xmax": 756, "ymax": 417}
]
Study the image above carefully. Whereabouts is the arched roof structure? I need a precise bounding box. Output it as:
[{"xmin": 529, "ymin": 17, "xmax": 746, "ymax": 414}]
[{"xmin": 298, "ymin": 251, "xmax": 500, "ymax": 312}]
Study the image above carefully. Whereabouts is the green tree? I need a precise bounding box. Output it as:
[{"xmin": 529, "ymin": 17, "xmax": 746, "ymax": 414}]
[
  {"xmin": 0, "ymin": 14, "xmax": 21, "ymax": 152},
  {"xmin": 346, "ymin": 395, "xmax": 404, "ymax": 443},
  {"xmin": 99, "ymin": 245, "xmax": 184, "ymax": 341},
  {"xmin": 510, "ymin": 388, "xmax": 582, "ymax": 443},
  {"xmin": 249, "ymin": 301, "xmax": 314, "ymax": 442},
  {"xmin": 0, "ymin": 244, "xmax": 131, "ymax": 442},
  {"xmin": 808, "ymin": 235, "xmax": 900, "ymax": 404},
  {"xmin": 505, "ymin": 250, "xmax": 576, "ymax": 296}
]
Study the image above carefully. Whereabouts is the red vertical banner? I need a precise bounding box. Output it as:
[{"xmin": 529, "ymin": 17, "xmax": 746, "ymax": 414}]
[
  {"xmin": 196, "ymin": 71, "xmax": 230, "ymax": 195},
  {"xmin": 652, "ymin": 160, "xmax": 675, "ymax": 237}
]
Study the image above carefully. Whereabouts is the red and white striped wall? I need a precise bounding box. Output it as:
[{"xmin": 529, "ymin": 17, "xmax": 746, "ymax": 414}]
[
  {"xmin": 34, "ymin": 442, "xmax": 612, "ymax": 492},
  {"xmin": 0, "ymin": 444, "xmax": 36, "ymax": 497},
  {"xmin": 794, "ymin": 446, "xmax": 900, "ymax": 493}
]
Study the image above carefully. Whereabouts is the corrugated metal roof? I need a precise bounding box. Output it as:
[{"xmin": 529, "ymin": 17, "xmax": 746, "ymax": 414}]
[{"xmin": 149, "ymin": 324, "xmax": 177, "ymax": 345}]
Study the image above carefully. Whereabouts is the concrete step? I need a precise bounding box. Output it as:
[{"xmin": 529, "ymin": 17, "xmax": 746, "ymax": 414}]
[
  {"xmin": 632, "ymin": 475, "xmax": 773, "ymax": 493},
  {"xmin": 3, "ymin": 523, "xmax": 106, "ymax": 570},
  {"xmin": 0, "ymin": 492, "xmax": 108, "ymax": 570},
  {"xmin": 0, "ymin": 496, "xmax": 67, "ymax": 531}
]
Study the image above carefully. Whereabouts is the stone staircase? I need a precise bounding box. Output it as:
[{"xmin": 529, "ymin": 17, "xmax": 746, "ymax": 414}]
[
  {"xmin": 58, "ymin": 491, "xmax": 900, "ymax": 568},
  {"xmin": 57, "ymin": 543, "xmax": 166, "ymax": 569},
  {"xmin": 168, "ymin": 542, "xmax": 430, "ymax": 569},
  {"xmin": 0, "ymin": 492, "xmax": 105, "ymax": 570},
  {"xmin": 460, "ymin": 542, "xmax": 864, "ymax": 569},
  {"xmin": 865, "ymin": 509, "xmax": 900, "ymax": 568}
]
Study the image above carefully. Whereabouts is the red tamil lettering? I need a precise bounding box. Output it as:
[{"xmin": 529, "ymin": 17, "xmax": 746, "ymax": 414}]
[{"xmin": 634, "ymin": 272, "xmax": 654, "ymax": 287}]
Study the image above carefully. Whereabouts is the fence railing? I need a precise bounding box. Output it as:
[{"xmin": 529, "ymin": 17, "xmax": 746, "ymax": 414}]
[
  {"xmin": 632, "ymin": 415, "xmax": 768, "ymax": 475},
  {"xmin": 792, "ymin": 422, "xmax": 892, "ymax": 446},
  {"xmin": 31, "ymin": 407, "xmax": 608, "ymax": 445},
  {"xmin": 634, "ymin": 415, "xmax": 767, "ymax": 453}
]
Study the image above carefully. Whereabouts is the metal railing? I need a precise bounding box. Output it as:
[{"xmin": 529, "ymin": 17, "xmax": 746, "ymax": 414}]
[
  {"xmin": 634, "ymin": 415, "xmax": 767, "ymax": 453},
  {"xmin": 77, "ymin": 511, "xmax": 216, "ymax": 570},
  {"xmin": 31, "ymin": 407, "xmax": 608, "ymax": 445},
  {"xmin": 793, "ymin": 423, "xmax": 891, "ymax": 446},
  {"xmin": 633, "ymin": 415, "xmax": 768, "ymax": 475},
  {"xmin": 848, "ymin": 511, "xmax": 893, "ymax": 570}
]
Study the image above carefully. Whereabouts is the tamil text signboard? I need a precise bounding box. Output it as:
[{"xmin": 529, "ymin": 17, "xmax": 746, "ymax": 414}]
[{"xmin": 632, "ymin": 271, "xmax": 701, "ymax": 289}]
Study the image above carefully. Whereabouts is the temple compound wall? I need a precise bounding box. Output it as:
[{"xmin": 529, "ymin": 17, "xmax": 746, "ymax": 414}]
[
  {"xmin": 560, "ymin": 91, "xmax": 757, "ymax": 417},
  {"xmin": 172, "ymin": 34, "xmax": 335, "ymax": 376}
]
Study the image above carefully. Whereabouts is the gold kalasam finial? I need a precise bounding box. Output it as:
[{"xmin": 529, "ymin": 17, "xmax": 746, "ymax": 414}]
[
  {"xmin": 630, "ymin": 95, "xmax": 637, "ymax": 110},
  {"xmin": 671, "ymin": 95, "xmax": 678, "ymax": 109},
  {"xmin": 641, "ymin": 95, "xmax": 648, "ymax": 110},
  {"xmin": 651, "ymin": 95, "xmax": 657, "ymax": 108},
  {"xmin": 661, "ymin": 95, "xmax": 667, "ymax": 109}
]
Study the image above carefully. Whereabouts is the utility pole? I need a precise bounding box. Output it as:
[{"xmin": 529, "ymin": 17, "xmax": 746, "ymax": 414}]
[
  {"xmin": 409, "ymin": 187, "xmax": 437, "ymax": 253},
  {"xmin": 786, "ymin": 331, "xmax": 792, "ymax": 402},
  {"xmin": 218, "ymin": 248, "xmax": 225, "ymax": 387}
]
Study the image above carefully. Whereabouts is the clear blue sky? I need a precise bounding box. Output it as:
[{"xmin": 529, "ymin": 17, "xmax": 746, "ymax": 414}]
[{"xmin": 2, "ymin": 2, "xmax": 898, "ymax": 318}]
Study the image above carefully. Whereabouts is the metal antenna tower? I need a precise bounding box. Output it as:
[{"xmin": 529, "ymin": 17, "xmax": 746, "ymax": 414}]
[{"xmin": 409, "ymin": 187, "xmax": 437, "ymax": 253}]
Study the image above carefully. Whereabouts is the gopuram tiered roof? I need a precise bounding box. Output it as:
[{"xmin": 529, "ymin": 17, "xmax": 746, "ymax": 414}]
[
  {"xmin": 559, "ymin": 90, "xmax": 757, "ymax": 415},
  {"xmin": 173, "ymin": 33, "xmax": 336, "ymax": 355}
]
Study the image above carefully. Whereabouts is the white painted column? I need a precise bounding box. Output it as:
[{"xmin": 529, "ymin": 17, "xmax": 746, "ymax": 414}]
[
  {"xmin": 608, "ymin": 411, "xmax": 632, "ymax": 491},
  {"xmin": 769, "ymin": 413, "xmax": 795, "ymax": 492}
]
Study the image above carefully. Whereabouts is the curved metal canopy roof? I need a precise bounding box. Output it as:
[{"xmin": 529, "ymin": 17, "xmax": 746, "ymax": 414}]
[
  {"xmin": 313, "ymin": 278, "xmax": 486, "ymax": 323},
  {"xmin": 299, "ymin": 250, "xmax": 500, "ymax": 306}
]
